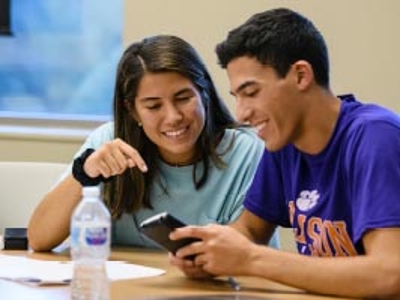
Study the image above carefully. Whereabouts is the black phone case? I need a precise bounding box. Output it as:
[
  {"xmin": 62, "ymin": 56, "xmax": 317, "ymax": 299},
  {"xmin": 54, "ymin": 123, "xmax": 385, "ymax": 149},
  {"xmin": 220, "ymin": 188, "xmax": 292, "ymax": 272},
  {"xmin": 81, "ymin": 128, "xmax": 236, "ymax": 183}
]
[{"xmin": 139, "ymin": 212, "xmax": 200, "ymax": 259}]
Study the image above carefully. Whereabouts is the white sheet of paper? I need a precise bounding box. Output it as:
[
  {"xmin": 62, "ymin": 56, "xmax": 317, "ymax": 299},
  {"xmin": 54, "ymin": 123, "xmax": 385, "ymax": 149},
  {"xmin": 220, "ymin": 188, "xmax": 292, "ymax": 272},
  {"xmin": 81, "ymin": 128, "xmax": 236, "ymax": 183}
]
[{"xmin": 0, "ymin": 254, "xmax": 165, "ymax": 286}]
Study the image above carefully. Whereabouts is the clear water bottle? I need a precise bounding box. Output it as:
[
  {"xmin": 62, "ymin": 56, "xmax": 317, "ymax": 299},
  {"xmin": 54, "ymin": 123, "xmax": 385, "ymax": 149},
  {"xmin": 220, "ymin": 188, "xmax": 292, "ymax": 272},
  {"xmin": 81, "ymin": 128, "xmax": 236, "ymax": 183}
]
[{"xmin": 70, "ymin": 186, "xmax": 111, "ymax": 300}]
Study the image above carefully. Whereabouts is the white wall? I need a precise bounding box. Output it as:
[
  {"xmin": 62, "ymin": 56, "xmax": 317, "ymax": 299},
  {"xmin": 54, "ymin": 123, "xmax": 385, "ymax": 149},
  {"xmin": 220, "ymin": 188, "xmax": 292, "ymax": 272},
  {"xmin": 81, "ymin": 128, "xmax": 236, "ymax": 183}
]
[
  {"xmin": 125, "ymin": 0, "xmax": 400, "ymax": 114},
  {"xmin": 0, "ymin": 136, "xmax": 80, "ymax": 163},
  {"xmin": 0, "ymin": 119, "xmax": 99, "ymax": 163}
]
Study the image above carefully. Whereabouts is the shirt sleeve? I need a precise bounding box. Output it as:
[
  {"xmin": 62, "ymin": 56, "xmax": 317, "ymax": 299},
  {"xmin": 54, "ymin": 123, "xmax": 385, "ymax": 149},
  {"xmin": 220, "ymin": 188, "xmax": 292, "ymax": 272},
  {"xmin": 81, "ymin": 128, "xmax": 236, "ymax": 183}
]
[
  {"xmin": 57, "ymin": 121, "xmax": 114, "ymax": 182},
  {"xmin": 244, "ymin": 149, "xmax": 291, "ymax": 227},
  {"xmin": 350, "ymin": 119, "xmax": 400, "ymax": 243},
  {"xmin": 73, "ymin": 121, "xmax": 114, "ymax": 158}
]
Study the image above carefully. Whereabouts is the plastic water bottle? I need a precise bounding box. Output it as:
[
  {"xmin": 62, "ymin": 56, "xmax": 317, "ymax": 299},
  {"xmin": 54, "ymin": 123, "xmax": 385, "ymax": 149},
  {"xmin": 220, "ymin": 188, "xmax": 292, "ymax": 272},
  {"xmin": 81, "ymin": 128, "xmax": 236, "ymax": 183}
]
[{"xmin": 70, "ymin": 186, "xmax": 111, "ymax": 300}]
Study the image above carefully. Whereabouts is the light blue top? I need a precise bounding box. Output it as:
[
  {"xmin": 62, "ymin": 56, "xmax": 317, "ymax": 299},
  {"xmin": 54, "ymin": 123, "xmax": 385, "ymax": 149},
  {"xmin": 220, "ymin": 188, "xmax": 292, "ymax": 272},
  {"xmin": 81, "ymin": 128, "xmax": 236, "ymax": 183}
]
[{"xmin": 65, "ymin": 122, "xmax": 280, "ymax": 249}]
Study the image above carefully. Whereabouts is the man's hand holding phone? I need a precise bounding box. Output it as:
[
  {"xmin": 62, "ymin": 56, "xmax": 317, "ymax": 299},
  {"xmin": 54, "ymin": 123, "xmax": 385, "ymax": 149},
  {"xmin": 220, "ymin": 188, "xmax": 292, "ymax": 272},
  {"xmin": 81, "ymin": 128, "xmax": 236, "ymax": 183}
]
[
  {"xmin": 140, "ymin": 212, "xmax": 211, "ymax": 278},
  {"xmin": 139, "ymin": 212, "xmax": 201, "ymax": 261}
]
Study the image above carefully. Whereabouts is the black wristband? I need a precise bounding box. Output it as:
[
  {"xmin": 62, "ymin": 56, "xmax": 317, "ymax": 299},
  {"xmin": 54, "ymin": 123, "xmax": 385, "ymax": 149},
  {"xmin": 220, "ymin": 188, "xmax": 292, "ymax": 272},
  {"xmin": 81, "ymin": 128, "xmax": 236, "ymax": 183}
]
[{"xmin": 72, "ymin": 148, "xmax": 108, "ymax": 186}]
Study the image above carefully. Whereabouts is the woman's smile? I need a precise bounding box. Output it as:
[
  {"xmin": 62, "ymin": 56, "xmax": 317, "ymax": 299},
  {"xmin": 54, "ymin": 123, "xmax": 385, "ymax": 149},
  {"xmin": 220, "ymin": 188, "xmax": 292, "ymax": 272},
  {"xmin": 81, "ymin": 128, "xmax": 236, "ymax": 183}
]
[{"xmin": 163, "ymin": 126, "xmax": 189, "ymax": 139}]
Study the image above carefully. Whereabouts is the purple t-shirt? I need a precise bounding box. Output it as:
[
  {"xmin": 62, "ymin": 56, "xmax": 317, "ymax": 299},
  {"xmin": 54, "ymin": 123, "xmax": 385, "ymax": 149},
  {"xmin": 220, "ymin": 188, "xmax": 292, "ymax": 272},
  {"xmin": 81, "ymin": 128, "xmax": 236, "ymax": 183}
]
[{"xmin": 244, "ymin": 94, "xmax": 400, "ymax": 256}]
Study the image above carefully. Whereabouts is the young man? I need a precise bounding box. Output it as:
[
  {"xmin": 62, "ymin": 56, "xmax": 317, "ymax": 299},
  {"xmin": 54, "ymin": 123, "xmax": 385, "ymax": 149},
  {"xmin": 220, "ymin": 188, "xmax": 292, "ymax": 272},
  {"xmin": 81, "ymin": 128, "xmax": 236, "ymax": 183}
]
[{"xmin": 170, "ymin": 8, "xmax": 400, "ymax": 298}]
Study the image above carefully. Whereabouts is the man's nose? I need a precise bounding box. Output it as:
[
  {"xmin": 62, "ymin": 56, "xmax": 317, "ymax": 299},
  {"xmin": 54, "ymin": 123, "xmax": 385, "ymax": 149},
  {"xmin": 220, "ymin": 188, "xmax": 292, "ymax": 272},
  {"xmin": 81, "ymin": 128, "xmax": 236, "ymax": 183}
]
[{"xmin": 236, "ymin": 101, "xmax": 251, "ymax": 123}]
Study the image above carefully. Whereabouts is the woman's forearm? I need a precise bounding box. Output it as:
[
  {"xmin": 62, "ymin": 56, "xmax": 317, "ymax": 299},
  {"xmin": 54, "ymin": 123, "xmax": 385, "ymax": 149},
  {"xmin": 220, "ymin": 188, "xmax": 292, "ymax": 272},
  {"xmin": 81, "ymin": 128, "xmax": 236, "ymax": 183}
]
[{"xmin": 27, "ymin": 175, "xmax": 82, "ymax": 251}]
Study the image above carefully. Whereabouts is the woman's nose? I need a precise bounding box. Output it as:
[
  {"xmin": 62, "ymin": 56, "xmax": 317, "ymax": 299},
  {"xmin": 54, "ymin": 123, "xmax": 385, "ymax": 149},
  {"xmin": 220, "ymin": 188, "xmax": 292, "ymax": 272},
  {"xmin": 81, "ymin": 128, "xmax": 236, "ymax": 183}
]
[{"xmin": 165, "ymin": 104, "xmax": 183, "ymax": 123}]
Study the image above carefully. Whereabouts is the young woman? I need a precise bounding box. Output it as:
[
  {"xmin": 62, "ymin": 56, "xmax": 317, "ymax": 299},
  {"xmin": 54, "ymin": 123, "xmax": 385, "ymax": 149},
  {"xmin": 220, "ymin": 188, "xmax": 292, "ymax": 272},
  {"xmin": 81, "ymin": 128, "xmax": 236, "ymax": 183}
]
[{"xmin": 27, "ymin": 35, "xmax": 279, "ymax": 251}]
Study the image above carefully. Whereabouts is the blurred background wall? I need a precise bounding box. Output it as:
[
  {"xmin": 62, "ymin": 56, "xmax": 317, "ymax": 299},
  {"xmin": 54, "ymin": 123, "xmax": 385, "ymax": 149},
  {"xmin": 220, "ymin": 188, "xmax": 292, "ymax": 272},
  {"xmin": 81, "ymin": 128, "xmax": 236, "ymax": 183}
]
[
  {"xmin": 2, "ymin": 0, "xmax": 399, "ymax": 161},
  {"xmin": 126, "ymin": 0, "xmax": 400, "ymax": 114}
]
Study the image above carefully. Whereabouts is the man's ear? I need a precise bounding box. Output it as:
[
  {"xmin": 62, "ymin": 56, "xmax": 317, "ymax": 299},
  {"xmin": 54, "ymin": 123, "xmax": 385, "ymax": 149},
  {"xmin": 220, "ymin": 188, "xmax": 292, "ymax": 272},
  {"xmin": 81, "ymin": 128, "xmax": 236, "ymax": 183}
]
[{"xmin": 293, "ymin": 60, "xmax": 313, "ymax": 90}]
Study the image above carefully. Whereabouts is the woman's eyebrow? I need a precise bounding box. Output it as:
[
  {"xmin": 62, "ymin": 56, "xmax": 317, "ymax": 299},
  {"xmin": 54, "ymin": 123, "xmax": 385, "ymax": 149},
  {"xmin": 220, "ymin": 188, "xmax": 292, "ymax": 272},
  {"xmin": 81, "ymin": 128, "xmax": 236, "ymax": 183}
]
[
  {"xmin": 137, "ymin": 96, "xmax": 160, "ymax": 103},
  {"xmin": 137, "ymin": 87, "xmax": 194, "ymax": 102},
  {"xmin": 174, "ymin": 87, "xmax": 194, "ymax": 97}
]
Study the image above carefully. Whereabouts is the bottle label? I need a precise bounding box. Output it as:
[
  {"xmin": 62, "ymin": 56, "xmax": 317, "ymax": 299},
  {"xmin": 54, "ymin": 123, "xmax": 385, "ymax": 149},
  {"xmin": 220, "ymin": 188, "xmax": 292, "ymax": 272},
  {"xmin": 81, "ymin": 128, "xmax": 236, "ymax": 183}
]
[
  {"xmin": 71, "ymin": 224, "xmax": 109, "ymax": 247},
  {"xmin": 84, "ymin": 227, "xmax": 108, "ymax": 246}
]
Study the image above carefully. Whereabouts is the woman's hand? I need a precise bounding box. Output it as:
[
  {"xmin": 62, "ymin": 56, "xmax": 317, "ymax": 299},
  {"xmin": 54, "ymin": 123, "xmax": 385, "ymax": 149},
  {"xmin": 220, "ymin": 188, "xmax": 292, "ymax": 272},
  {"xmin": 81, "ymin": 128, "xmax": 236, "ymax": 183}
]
[{"xmin": 84, "ymin": 138, "xmax": 148, "ymax": 178}]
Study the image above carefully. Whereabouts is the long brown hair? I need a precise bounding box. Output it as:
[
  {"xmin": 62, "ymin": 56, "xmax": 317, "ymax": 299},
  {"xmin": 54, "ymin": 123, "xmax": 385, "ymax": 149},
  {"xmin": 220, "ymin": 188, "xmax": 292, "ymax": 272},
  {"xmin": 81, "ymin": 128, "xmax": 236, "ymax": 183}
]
[{"xmin": 104, "ymin": 35, "xmax": 239, "ymax": 218}]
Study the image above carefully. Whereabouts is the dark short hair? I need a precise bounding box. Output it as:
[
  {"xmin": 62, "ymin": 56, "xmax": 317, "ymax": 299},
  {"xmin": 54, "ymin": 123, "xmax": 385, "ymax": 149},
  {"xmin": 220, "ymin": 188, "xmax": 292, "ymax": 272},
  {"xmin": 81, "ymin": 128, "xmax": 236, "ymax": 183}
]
[{"xmin": 216, "ymin": 8, "xmax": 330, "ymax": 88}]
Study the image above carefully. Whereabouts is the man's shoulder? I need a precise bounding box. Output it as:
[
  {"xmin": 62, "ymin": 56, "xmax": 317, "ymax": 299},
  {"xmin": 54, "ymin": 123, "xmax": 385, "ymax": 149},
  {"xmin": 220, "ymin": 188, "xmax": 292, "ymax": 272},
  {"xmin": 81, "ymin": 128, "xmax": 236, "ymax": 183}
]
[{"xmin": 343, "ymin": 102, "xmax": 400, "ymax": 133}]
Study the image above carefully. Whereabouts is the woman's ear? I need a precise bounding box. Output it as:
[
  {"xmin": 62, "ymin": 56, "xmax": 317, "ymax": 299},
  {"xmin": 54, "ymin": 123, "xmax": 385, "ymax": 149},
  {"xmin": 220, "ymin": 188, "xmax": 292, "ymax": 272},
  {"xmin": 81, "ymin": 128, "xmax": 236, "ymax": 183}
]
[
  {"xmin": 124, "ymin": 99, "xmax": 141, "ymax": 123},
  {"xmin": 124, "ymin": 99, "xmax": 132, "ymax": 111},
  {"xmin": 293, "ymin": 60, "xmax": 313, "ymax": 90}
]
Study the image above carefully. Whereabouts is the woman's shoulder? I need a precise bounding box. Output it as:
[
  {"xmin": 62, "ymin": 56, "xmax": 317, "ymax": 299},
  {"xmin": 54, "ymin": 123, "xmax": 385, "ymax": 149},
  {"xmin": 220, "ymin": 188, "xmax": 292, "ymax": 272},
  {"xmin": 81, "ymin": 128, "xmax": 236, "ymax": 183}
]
[
  {"xmin": 221, "ymin": 127, "xmax": 264, "ymax": 157},
  {"xmin": 225, "ymin": 127, "xmax": 262, "ymax": 146},
  {"xmin": 217, "ymin": 127, "xmax": 264, "ymax": 172},
  {"xmin": 85, "ymin": 121, "xmax": 115, "ymax": 146}
]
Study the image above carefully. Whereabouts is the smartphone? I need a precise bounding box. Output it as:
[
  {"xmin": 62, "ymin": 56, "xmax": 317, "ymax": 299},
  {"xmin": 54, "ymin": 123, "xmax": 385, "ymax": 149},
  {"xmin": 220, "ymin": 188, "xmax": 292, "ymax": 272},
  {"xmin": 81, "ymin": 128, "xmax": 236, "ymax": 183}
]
[{"xmin": 139, "ymin": 212, "xmax": 200, "ymax": 260}]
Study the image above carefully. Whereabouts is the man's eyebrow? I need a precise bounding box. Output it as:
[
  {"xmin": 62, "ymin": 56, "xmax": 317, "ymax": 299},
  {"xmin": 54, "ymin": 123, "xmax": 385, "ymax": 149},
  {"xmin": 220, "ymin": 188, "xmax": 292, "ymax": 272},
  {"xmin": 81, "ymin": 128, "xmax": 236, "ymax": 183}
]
[{"xmin": 230, "ymin": 81, "xmax": 256, "ymax": 96}]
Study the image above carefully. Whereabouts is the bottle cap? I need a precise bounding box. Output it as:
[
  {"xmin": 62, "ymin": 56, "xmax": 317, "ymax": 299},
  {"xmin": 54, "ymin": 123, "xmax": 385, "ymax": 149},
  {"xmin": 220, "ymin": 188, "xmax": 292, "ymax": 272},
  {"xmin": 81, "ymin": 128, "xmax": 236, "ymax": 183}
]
[{"xmin": 82, "ymin": 186, "xmax": 100, "ymax": 197}]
